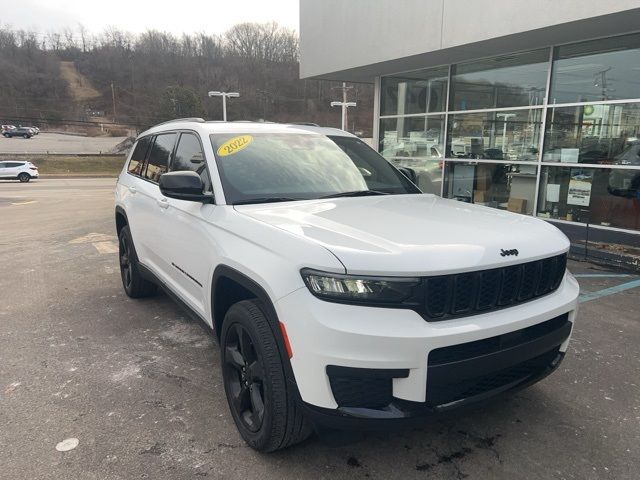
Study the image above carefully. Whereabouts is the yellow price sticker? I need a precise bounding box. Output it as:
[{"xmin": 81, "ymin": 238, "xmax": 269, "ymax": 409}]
[{"xmin": 217, "ymin": 135, "xmax": 253, "ymax": 157}]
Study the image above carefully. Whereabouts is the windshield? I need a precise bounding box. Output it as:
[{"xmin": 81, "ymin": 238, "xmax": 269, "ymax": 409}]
[{"xmin": 210, "ymin": 133, "xmax": 419, "ymax": 204}]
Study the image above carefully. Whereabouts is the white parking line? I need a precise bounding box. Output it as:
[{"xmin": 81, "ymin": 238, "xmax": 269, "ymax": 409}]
[
  {"xmin": 92, "ymin": 241, "xmax": 119, "ymax": 254},
  {"xmin": 69, "ymin": 233, "xmax": 115, "ymax": 244}
]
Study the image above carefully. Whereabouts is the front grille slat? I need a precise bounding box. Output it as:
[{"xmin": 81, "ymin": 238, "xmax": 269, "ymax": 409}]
[
  {"xmin": 452, "ymin": 273, "xmax": 476, "ymax": 314},
  {"xmin": 423, "ymin": 253, "xmax": 567, "ymax": 321},
  {"xmin": 498, "ymin": 265, "xmax": 522, "ymax": 306}
]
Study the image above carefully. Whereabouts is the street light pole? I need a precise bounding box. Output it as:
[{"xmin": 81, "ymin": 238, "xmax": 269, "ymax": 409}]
[{"xmin": 208, "ymin": 91, "xmax": 240, "ymax": 121}]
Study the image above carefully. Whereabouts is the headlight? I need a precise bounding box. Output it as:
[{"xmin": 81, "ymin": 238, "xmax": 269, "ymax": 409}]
[{"xmin": 301, "ymin": 268, "xmax": 420, "ymax": 304}]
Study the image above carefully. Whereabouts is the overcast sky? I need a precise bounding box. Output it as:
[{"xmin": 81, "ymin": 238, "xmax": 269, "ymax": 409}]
[{"xmin": 2, "ymin": 0, "xmax": 299, "ymax": 35}]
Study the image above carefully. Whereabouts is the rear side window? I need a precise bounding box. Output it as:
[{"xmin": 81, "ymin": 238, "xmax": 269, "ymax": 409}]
[
  {"xmin": 128, "ymin": 137, "xmax": 151, "ymax": 175},
  {"xmin": 170, "ymin": 133, "xmax": 212, "ymax": 191},
  {"xmin": 5, "ymin": 162, "xmax": 23, "ymax": 167},
  {"xmin": 145, "ymin": 133, "xmax": 176, "ymax": 182}
]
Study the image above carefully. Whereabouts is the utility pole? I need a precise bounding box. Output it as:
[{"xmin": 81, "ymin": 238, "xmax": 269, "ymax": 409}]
[
  {"xmin": 208, "ymin": 91, "xmax": 240, "ymax": 121},
  {"xmin": 111, "ymin": 81, "xmax": 117, "ymax": 123},
  {"xmin": 330, "ymin": 82, "xmax": 356, "ymax": 131},
  {"xmin": 256, "ymin": 89, "xmax": 272, "ymax": 120},
  {"xmin": 496, "ymin": 113, "xmax": 516, "ymax": 153}
]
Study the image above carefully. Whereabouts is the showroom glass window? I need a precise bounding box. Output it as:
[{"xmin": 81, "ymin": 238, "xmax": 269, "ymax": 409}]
[
  {"xmin": 550, "ymin": 33, "xmax": 640, "ymax": 104},
  {"xmin": 542, "ymin": 102, "xmax": 640, "ymax": 164},
  {"xmin": 377, "ymin": 34, "xmax": 640, "ymax": 234},
  {"xmin": 380, "ymin": 66, "xmax": 448, "ymax": 116},
  {"xmin": 537, "ymin": 166, "xmax": 640, "ymax": 230},
  {"xmin": 443, "ymin": 162, "xmax": 537, "ymax": 215},
  {"xmin": 446, "ymin": 109, "xmax": 542, "ymax": 161},
  {"xmin": 378, "ymin": 116, "xmax": 445, "ymax": 194},
  {"xmin": 449, "ymin": 49, "xmax": 549, "ymax": 111}
]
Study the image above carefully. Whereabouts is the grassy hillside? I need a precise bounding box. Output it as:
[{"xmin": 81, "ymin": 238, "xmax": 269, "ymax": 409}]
[{"xmin": 0, "ymin": 24, "xmax": 374, "ymax": 135}]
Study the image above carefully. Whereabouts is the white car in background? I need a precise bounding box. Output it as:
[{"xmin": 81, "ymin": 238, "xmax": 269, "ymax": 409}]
[{"xmin": 0, "ymin": 160, "xmax": 39, "ymax": 182}]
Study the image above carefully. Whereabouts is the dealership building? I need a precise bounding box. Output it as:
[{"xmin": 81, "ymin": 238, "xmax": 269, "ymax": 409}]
[{"xmin": 300, "ymin": 0, "xmax": 640, "ymax": 267}]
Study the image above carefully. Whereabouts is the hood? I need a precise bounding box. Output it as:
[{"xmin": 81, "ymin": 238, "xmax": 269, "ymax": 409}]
[{"xmin": 234, "ymin": 194, "xmax": 569, "ymax": 276}]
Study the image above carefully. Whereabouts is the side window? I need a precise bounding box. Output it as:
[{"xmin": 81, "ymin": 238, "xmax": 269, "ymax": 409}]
[
  {"xmin": 6, "ymin": 162, "xmax": 21, "ymax": 168},
  {"xmin": 128, "ymin": 137, "xmax": 151, "ymax": 176},
  {"xmin": 144, "ymin": 133, "xmax": 176, "ymax": 182},
  {"xmin": 0, "ymin": 163, "xmax": 5, "ymax": 169},
  {"xmin": 170, "ymin": 133, "xmax": 212, "ymax": 191}
]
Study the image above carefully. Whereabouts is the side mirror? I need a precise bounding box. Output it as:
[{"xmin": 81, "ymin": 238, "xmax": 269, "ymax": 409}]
[
  {"xmin": 159, "ymin": 171, "xmax": 213, "ymax": 203},
  {"xmin": 398, "ymin": 166, "xmax": 417, "ymax": 184}
]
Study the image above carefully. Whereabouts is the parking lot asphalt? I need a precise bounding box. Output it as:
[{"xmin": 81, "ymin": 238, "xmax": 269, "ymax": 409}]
[
  {"xmin": 1, "ymin": 132, "xmax": 127, "ymax": 154},
  {"xmin": 1, "ymin": 178, "xmax": 639, "ymax": 480}
]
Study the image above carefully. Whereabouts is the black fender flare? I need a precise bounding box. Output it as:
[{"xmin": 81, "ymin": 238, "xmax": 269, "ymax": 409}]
[
  {"xmin": 115, "ymin": 206, "xmax": 129, "ymax": 234},
  {"xmin": 211, "ymin": 265, "xmax": 298, "ymax": 385}
]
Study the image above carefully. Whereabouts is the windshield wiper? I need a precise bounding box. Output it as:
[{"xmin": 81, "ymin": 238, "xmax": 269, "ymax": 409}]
[
  {"xmin": 319, "ymin": 189, "xmax": 390, "ymax": 199},
  {"xmin": 233, "ymin": 197, "xmax": 301, "ymax": 205}
]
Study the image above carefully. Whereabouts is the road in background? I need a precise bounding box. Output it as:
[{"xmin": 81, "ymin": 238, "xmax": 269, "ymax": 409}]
[
  {"xmin": 0, "ymin": 132, "xmax": 127, "ymax": 154},
  {"xmin": 1, "ymin": 179, "xmax": 639, "ymax": 479}
]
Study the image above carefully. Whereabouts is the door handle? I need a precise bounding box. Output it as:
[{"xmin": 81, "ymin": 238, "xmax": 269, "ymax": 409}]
[
  {"xmin": 157, "ymin": 197, "xmax": 169, "ymax": 209},
  {"xmin": 128, "ymin": 186, "xmax": 137, "ymax": 194}
]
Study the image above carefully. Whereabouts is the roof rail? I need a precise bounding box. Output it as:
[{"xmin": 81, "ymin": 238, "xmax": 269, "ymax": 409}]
[
  {"xmin": 289, "ymin": 122, "xmax": 320, "ymax": 127},
  {"xmin": 154, "ymin": 117, "xmax": 205, "ymax": 127}
]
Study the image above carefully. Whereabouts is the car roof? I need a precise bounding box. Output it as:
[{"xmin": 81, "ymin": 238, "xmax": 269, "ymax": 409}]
[{"xmin": 138, "ymin": 120, "xmax": 356, "ymax": 140}]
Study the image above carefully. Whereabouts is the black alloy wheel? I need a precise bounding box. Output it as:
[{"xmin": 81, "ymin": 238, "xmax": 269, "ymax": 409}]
[
  {"xmin": 220, "ymin": 299, "xmax": 311, "ymax": 451},
  {"xmin": 223, "ymin": 323, "xmax": 266, "ymax": 432},
  {"xmin": 117, "ymin": 225, "xmax": 157, "ymax": 298},
  {"xmin": 18, "ymin": 173, "xmax": 30, "ymax": 183},
  {"xmin": 119, "ymin": 233, "xmax": 133, "ymax": 291}
]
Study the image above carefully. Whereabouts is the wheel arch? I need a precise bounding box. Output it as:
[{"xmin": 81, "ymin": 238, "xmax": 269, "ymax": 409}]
[
  {"xmin": 115, "ymin": 206, "xmax": 128, "ymax": 236},
  {"xmin": 211, "ymin": 265, "xmax": 297, "ymax": 384},
  {"xmin": 211, "ymin": 265, "xmax": 277, "ymax": 338}
]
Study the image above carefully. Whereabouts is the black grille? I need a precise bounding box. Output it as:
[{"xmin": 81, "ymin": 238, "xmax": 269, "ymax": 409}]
[
  {"xmin": 428, "ymin": 314, "xmax": 569, "ymax": 366},
  {"xmin": 426, "ymin": 348, "xmax": 560, "ymax": 406},
  {"xmin": 423, "ymin": 254, "xmax": 566, "ymax": 321}
]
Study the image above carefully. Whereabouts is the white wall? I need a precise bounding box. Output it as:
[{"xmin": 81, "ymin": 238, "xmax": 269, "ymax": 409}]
[{"xmin": 300, "ymin": 0, "xmax": 640, "ymax": 81}]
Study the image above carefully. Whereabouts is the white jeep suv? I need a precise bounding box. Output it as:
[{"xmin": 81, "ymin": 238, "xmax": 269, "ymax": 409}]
[{"xmin": 115, "ymin": 119, "xmax": 579, "ymax": 452}]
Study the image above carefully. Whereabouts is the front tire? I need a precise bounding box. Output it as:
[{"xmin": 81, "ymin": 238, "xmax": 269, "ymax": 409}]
[
  {"xmin": 23, "ymin": 134, "xmax": 30, "ymax": 139},
  {"xmin": 18, "ymin": 172, "xmax": 30, "ymax": 183},
  {"xmin": 118, "ymin": 225, "xmax": 157, "ymax": 298},
  {"xmin": 221, "ymin": 300, "xmax": 311, "ymax": 452}
]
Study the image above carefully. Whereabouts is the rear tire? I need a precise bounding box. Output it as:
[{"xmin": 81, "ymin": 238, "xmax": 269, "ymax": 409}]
[
  {"xmin": 23, "ymin": 134, "xmax": 29, "ymax": 139},
  {"xmin": 18, "ymin": 173, "xmax": 30, "ymax": 183},
  {"xmin": 221, "ymin": 299, "xmax": 311, "ymax": 452},
  {"xmin": 3, "ymin": 133, "xmax": 10, "ymax": 138},
  {"xmin": 118, "ymin": 225, "xmax": 157, "ymax": 298}
]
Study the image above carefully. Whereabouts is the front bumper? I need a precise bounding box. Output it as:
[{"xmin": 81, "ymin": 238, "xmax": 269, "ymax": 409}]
[
  {"xmin": 301, "ymin": 350, "xmax": 564, "ymax": 430},
  {"xmin": 275, "ymin": 272, "xmax": 579, "ymax": 423}
]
